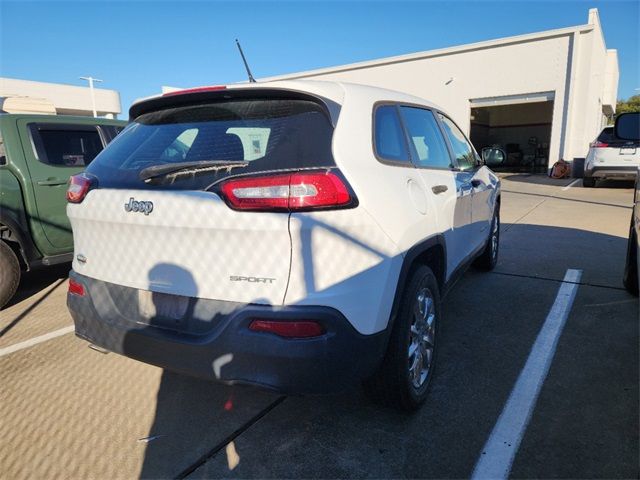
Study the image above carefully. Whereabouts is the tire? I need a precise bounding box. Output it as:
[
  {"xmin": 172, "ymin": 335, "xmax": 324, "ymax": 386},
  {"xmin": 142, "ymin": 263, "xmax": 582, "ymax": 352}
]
[
  {"xmin": 623, "ymin": 222, "xmax": 639, "ymax": 296},
  {"xmin": 474, "ymin": 208, "xmax": 500, "ymax": 271},
  {"xmin": 583, "ymin": 177, "xmax": 596, "ymax": 188},
  {"xmin": 364, "ymin": 265, "xmax": 440, "ymax": 411},
  {"xmin": 0, "ymin": 241, "xmax": 21, "ymax": 309}
]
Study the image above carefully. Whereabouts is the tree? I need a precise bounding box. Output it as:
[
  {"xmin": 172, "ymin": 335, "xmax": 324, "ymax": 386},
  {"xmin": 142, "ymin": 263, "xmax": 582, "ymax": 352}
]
[{"xmin": 616, "ymin": 95, "xmax": 640, "ymax": 116}]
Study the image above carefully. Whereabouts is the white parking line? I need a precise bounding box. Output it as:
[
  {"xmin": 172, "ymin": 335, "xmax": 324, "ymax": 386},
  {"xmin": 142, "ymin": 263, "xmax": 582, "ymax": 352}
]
[
  {"xmin": 471, "ymin": 268, "xmax": 582, "ymax": 480},
  {"xmin": 0, "ymin": 325, "xmax": 74, "ymax": 358},
  {"xmin": 561, "ymin": 179, "xmax": 581, "ymax": 191}
]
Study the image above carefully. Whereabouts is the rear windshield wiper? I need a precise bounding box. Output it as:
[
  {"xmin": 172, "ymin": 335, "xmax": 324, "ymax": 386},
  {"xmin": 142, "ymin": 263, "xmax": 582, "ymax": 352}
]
[{"xmin": 140, "ymin": 160, "xmax": 249, "ymax": 183}]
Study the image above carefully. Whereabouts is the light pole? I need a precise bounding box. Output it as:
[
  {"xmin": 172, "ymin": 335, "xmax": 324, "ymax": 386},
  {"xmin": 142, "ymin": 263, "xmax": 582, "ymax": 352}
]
[{"xmin": 79, "ymin": 76, "xmax": 103, "ymax": 117}]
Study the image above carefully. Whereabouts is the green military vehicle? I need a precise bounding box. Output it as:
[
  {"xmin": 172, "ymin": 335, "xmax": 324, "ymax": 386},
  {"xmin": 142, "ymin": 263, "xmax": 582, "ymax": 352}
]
[{"xmin": 0, "ymin": 114, "xmax": 126, "ymax": 308}]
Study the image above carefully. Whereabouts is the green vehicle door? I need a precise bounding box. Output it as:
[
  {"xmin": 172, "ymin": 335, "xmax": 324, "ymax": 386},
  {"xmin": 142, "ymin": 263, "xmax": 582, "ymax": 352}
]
[{"xmin": 16, "ymin": 119, "xmax": 107, "ymax": 253}]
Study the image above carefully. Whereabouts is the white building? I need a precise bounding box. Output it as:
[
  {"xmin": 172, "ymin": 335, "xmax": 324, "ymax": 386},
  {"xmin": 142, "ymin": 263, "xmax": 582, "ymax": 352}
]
[
  {"xmin": 0, "ymin": 77, "xmax": 121, "ymax": 118},
  {"xmin": 263, "ymin": 8, "xmax": 619, "ymax": 171}
]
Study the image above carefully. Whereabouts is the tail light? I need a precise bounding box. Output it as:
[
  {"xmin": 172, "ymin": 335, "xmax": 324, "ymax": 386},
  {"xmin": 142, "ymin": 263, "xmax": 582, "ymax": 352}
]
[
  {"xmin": 219, "ymin": 171, "xmax": 354, "ymax": 212},
  {"xmin": 68, "ymin": 279, "xmax": 85, "ymax": 296},
  {"xmin": 590, "ymin": 141, "xmax": 609, "ymax": 148},
  {"xmin": 249, "ymin": 319, "xmax": 325, "ymax": 338},
  {"xmin": 67, "ymin": 174, "xmax": 94, "ymax": 203}
]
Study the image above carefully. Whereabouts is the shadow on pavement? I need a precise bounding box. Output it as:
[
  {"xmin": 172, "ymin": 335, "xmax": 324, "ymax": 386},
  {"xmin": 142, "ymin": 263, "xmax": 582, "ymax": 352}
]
[
  {"xmin": 122, "ymin": 224, "xmax": 637, "ymax": 478},
  {"xmin": 3, "ymin": 263, "xmax": 70, "ymax": 310},
  {"xmin": 497, "ymin": 173, "xmax": 573, "ymax": 187},
  {"xmin": 589, "ymin": 179, "xmax": 635, "ymax": 189},
  {"xmin": 500, "ymin": 173, "xmax": 635, "ymax": 190},
  {"xmin": 498, "ymin": 223, "xmax": 631, "ymax": 289}
]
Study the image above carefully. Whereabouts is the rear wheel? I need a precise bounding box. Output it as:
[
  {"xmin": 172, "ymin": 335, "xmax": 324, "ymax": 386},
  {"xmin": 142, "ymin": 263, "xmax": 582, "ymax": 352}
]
[
  {"xmin": 583, "ymin": 177, "xmax": 596, "ymax": 188},
  {"xmin": 474, "ymin": 209, "xmax": 500, "ymax": 270},
  {"xmin": 364, "ymin": 265, "xmax": 439, "ymax": 411},
  {"xmin": 0, "ymin": 241, "xmax": 20, "ymax": 309},
  {"xmin": 623, "ymin": 221, "xmax": 639, "ymax": 296}
]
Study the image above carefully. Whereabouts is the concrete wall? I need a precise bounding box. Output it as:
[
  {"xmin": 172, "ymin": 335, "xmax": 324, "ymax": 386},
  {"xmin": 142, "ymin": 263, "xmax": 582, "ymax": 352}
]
[
  {"xmin": 563, "ymin": 9, "xmax": 619, "ymax": 160},
  {"xmin": 273, "ymin": 34, "xmax": 571, "ymax": 167},
  {"xmin": 0, "ymin": 77, "xmax": 121, "ymax": 118},
  {"xmin": 264, "ymin": 9, "xmax": 619, "ymax": 168}
]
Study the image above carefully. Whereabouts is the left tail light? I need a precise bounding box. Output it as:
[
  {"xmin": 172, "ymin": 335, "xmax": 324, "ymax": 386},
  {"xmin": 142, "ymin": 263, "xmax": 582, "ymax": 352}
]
[
  {"xmin": 67, "ymin": 174, "xmax": 95, "ymax": 203},
  {"xmin": 219, "ymin": 170, "xmax": 355, "ymax": 212},
  {"xmin": 68, "ymin": 279, "xmax": 85, "ymax": 296}
]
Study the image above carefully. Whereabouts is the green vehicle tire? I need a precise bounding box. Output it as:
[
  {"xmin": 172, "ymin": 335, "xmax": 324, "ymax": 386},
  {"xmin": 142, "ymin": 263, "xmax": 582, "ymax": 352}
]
[{"xmin": 0, "ymin": 241, "xmax": 20, "ymax": 309}]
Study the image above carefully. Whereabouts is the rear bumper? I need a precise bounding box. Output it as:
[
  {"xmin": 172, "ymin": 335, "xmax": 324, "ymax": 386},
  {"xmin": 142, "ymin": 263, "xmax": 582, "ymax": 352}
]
[
  {"xmin": 67, "ymin": 271, "xmax": 387, "ymax": 394},
  {"xmin": 585, "ymin": 165, "xmax": 638, "ymax": 180}
]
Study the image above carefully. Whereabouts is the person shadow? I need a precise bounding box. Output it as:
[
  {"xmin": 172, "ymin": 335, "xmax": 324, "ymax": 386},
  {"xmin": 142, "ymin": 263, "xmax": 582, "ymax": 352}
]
[{"xmin": 125, "ymin": 263, "xmax": 281, "ymax": 479}]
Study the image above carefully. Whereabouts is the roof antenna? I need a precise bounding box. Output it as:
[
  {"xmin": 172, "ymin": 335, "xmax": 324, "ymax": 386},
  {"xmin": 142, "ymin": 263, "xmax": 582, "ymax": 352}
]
[{"xmin": 235, "ymin": 39, "xmax": 256, "ymax": 83}]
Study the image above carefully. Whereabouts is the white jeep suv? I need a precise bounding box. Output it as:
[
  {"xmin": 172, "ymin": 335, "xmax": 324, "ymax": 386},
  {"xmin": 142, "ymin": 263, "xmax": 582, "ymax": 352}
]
[{"xmin": 66, "ymin": 81, "xmax": 500, "ymax": 410}]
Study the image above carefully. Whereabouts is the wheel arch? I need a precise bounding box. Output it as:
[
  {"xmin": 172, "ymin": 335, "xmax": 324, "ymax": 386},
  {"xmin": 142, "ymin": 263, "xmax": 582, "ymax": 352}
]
[
  {"xmin": 0, "ymin": 213, "xmax": 41, "ymax": 270},
  {"xmin": 386, "ymin": 235, "xmax": 446, "ymax": 334}
]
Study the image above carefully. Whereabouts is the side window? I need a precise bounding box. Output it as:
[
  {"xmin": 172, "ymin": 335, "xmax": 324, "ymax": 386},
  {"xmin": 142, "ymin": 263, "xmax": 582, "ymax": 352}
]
[
  {"xmin": 399, "ymin": 107, "xmax": 452, "ymax": 169},
  {"xmin": 33, "ymin": 127, "xmax": 104, "ymax": 167},
  {"xmin": 438, "ymin": 114, "xmax": 477, "ymax": 171},
  {"xmin": 374, "ymin": 105, "xmax": 410, "ymax": 163}
]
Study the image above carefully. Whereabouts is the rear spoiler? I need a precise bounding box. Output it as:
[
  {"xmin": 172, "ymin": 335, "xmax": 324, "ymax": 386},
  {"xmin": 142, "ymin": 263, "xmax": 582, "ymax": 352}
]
[{"xmin": 128, "ymin": 87, "xmax": 341, "ymax": 127}]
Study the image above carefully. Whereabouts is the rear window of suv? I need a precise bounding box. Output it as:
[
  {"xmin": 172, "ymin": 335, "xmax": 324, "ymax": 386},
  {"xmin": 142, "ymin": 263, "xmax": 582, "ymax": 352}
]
[
  {"xmin": 596, "ymin": 126, "xmax": 636, "ymax": 145},
  {"xmin": 597, "ymin": 127, "xmax": 616, "ymax": 143},
  {"xmin": 86, "ymin": 98, "xmax": 335, "ymax": 190}
]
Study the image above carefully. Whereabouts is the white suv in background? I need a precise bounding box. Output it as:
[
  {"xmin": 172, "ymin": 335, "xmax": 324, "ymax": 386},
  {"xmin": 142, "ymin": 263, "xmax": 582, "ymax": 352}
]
[
  {"xmin": 584, "ymin": 126, "xmax": 640, "ymax": 187},
  {"xmin": 66, "ymin": 81, "xmax": 500, "ymax": 410}
]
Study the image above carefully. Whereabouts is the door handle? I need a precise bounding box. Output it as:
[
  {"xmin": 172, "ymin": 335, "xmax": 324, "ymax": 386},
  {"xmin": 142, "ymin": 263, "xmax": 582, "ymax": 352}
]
[
  {"xmin": 432, "ymin": 185, "xmax": 448, "ymax": 195},
  {"xmin": 37, "ymin": 178, "xmax": 67, "ymax": 186}
]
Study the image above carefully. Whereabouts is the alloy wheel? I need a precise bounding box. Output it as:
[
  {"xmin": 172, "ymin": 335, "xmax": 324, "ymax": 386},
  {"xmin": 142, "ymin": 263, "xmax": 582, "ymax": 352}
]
[{"xmin": 408, "ymin": 287, "xmax": 436, "ymax": 389}]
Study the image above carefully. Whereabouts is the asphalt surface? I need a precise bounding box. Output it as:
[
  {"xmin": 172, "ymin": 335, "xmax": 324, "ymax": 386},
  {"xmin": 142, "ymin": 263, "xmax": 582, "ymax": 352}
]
[{"xmin": 0, "ymin": 174, "xmax": 637, "ymax": 479}]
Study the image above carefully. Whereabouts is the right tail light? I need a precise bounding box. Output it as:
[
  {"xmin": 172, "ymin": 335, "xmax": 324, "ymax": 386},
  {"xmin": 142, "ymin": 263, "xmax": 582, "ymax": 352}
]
[{"xmin": 219, "ymin": 170, "xmax": 356, "ymax": 212}]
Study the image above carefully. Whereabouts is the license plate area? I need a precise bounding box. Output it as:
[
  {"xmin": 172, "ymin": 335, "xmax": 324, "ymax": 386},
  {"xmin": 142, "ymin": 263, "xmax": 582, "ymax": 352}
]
[
  {"xmin": 137, "ymin": 290, "xmax": 190, "ymax": 327},
  {"xmin": 619, "ymin": 147, "xmax": 636, "ymax": 155}
]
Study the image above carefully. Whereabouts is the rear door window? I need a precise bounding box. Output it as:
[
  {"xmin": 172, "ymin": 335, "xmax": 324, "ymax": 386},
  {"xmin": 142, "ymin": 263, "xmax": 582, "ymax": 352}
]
[
  {"xmin": 374, "ymin": 105, "xmax": 410, "ymax": 163},
  {"xmin": 30, "ymin": 126, "xmax": 104, "ymax": 166},
  {"xmin": 399, "ymin": 107, "xmax": 452, "ymax": 169},
  {"xmin": 87, "ymin": 98, "xmax": 335, "ymax": 190}
]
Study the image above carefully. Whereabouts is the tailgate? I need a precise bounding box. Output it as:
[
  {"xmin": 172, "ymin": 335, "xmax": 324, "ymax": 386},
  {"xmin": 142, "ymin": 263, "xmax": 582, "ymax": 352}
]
[{"xmin": 68, "ymin": 188, "xmax": 291, "ymax": 304}]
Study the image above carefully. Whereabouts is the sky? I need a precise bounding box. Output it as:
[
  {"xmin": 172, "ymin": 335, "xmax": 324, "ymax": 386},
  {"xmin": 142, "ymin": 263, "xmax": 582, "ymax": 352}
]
[{"xmin": 1, "ymin": 0, "xmax": 638, "ymax": 117}]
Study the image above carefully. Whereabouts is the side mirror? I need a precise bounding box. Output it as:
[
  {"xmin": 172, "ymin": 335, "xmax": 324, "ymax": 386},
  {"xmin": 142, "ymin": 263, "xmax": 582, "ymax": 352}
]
[
  {"xmin": 614, "ymin": 112, "xmax": 640, "ymax": 141},
  {"xmin": 482, "ymin": 147, "xmax": 506, "ymax": 167}
]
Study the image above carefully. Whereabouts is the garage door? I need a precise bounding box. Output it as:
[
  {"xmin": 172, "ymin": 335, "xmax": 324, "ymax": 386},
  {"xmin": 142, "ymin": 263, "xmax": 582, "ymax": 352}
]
[{"xmin": 470, "ymin": 92, "xmax": 554, "ymax": 174}]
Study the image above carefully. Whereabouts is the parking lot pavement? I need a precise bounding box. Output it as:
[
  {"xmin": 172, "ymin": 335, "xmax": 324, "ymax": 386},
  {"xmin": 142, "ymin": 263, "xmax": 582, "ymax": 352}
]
[
  {"xmin": 0, "ymin": 265, "xmax": 71, "ymax": 348},
  {"xmin": 0, "ymin": 176, "xmax": 637, "ymax": 479},
  {"xmin": 0, "ymin": 328, "xmax": 281, "ymax": 478},
  {"xmin": 511, "ymin": 284, "xmax": 638, "ymax": 479}
]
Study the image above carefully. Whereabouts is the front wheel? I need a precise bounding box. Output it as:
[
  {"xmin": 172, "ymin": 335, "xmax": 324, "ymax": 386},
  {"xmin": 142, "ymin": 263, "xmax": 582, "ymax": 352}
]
[
  {"xmin": 364, "ymin": 265, "xmax": 440, "ymax": 411},
  {"xmin": 474, "ymin": 209, "xmax": 500, "ymax": 271},
  {"xmin": 583, "ymin": 177, "xmax": 596, "ymax": 188}
]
